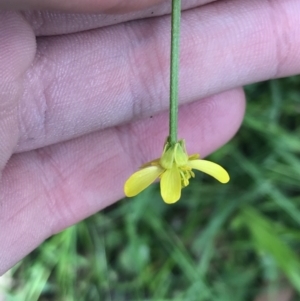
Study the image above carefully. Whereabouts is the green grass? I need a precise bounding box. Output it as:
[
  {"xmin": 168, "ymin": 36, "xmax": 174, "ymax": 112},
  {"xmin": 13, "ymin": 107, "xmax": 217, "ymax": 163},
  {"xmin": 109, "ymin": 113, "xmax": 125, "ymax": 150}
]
[{"xmin": 5, "ymin": 76, "xmax": 300, "ymax": 301}]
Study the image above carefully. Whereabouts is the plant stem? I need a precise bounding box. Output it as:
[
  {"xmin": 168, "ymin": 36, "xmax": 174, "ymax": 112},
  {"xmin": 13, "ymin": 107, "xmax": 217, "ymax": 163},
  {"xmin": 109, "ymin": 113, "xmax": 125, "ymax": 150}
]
[{"xmin": 169, "ymin": 0, "xmax": 181, "ymax": 145}]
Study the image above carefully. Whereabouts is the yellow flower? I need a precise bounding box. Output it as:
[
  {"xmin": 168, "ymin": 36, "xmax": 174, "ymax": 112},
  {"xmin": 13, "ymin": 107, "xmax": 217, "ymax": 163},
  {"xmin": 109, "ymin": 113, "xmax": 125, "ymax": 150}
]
[{"xmin": 124, "ymin": 140, "xmax": 229, "ymax": 204}]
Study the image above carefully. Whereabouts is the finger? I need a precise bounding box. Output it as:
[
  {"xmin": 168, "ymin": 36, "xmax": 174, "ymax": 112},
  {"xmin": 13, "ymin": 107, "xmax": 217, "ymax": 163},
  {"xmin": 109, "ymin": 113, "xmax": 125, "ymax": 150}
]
[
  {"xmin": 1, "ymin": 0, "xmax": 164, "ymax": 13},
  {"xmin": 22, "ymin": 0, "xmax": 214, "ymax": 36},
  {"xmin": 0, "ymin": 12, "xmax": 35, "ymax": 171},
  {"xmin": 1, "ymin": 0, "xmax": 209, "ymax": 14},
  {"xmin": 18, "ymin": 0, "xmax": 300, "ymax": 153},
  {"xmin": 0, "ymin": 88, "xmax": 245, "ymax": 275}
]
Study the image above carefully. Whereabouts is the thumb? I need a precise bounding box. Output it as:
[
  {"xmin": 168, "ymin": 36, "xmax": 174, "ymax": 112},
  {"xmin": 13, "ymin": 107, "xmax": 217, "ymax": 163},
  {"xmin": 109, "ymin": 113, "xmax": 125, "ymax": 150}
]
[{"xmin": 0, "ymin": 12, "xmax": 35, "ymax": 172}]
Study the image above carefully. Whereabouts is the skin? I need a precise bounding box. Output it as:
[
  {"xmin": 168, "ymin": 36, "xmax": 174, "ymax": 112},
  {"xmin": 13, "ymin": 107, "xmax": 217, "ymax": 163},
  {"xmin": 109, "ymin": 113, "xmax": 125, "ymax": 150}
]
[{"xmin": 0, "ymin": 0, "xmax": 299, "ymax": 274}]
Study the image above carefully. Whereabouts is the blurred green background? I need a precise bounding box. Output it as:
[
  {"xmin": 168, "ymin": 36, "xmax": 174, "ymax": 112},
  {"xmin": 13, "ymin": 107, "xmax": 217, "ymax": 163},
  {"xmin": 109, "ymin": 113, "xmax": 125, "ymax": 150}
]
[{"xmin": 3, "ymin": 76, "xmax": 300, "ymax": 301}]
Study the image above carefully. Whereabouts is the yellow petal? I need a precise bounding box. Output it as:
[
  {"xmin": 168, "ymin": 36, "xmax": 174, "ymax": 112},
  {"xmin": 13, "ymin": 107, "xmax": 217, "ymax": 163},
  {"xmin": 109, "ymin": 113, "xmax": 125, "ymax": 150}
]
[
  {"xmin": 124, "ymin": 166, "xmax": 164, "ymax": 197},
  {"xmin": 187, "ymin": 160, "xmax": 230, "ymax": 183},
  {"xmin": 188, "ymin": 154, "xmax": 200, "ymax": 160},
  {"xmin": 140, "ymin": 158, "xmax": 161, "ymax": 168},
  {"xmin": 160, "ymin": 167, "xmax": 181, "ymax": 204}
]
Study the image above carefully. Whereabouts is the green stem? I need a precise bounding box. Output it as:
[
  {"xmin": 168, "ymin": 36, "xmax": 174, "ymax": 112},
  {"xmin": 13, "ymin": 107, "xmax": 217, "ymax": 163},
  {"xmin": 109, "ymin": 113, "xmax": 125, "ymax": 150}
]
[{"xmin": 169, "ymin": 0, "xmax": 181, "ymax": 145}]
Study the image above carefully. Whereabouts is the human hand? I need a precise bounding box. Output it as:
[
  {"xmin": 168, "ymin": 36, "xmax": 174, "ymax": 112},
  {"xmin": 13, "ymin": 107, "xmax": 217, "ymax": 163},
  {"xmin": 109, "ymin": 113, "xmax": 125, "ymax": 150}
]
[{"xmin": 0, "ymin": 0, "xmax": 299, "ymax": 274}]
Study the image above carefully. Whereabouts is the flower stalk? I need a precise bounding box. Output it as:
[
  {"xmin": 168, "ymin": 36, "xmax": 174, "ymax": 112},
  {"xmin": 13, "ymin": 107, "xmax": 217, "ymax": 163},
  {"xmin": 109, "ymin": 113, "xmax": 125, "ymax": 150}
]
[{"xmin": 169, "ymin": 0, "xmax": 181, "ymax": 145}]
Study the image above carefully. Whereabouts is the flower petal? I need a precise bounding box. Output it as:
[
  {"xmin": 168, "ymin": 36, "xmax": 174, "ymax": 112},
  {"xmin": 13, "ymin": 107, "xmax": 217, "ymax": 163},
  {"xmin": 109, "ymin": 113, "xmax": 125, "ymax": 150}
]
[
  {"xmin": 124, "ymin": 166, "xmax": 164, "ymax": 197},
  {"xmin": 140, "ymin": 158, "xmax": 161, "ymax": 168},
  {"xmin": 188, "ymin": 154, "xmax": 200, "ymax": 160},
  {"xmin": 160, "ymin": 167, "xmax": 181, "ymax": 204},
  {"xmin": 187, "ymin": 160, "xmax": 230, "ymax": 183}
]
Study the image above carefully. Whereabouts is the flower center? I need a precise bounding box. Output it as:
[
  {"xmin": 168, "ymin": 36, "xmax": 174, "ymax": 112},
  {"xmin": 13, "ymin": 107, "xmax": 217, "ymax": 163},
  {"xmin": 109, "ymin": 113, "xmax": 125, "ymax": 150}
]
[{"xmin": 179, "ymin": 166, "xmax": 195, "ymax": 187}]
